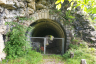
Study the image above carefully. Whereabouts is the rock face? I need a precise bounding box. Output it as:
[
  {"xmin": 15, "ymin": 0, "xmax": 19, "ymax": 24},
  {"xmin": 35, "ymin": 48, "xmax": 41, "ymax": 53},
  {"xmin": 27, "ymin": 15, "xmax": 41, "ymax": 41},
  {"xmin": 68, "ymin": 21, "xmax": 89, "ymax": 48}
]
[
  {"xmin": 0, "ymin": 34, "xmax": 6, "ymax": 61},
  {"xmin": 72, "ymin": 9, "xmax": 96, "ymax": 43},
  {"xmin": 0, "ymin": 0, "xmax": 96, "ymax": 61},
  {"xmin": 0, "ymin": 0, "xmax": 6, "ymax": 4}
]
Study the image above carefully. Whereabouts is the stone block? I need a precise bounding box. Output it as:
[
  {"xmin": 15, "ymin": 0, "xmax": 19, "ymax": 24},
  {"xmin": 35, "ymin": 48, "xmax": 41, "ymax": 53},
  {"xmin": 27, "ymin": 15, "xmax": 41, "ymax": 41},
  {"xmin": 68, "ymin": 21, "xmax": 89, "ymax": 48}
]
[
  {"xmin": 30, "ymin": 14, "xmax": 36, "ymax": 21},
  {"xmin": 17, "ymin": 0, "xmax": 25, "ymax": 2},
  {"xmin": 36, "ymin": 4, "xmax": 46, "ymax": 10},
  {"xmin": 0, "ymin": 53, "xmax": 6, "ymax": 61},
  {"xmin": 5, "ymin": 2, "xmax": 16, "ymax": 9},
  {"xmin": 5, "ymin": 9, "xmax": 9, "ymax": 15},
  {"xmin": 19, "ymin": 9, "xmax": 26, "ymax": 17},
  {"xmin": 67, "ymin": 34, "xmax": 69, "ymax": 36},
  {"xmin": 67, "ymin": 37, "xmax": 71, "ymax": 40},
  {"xmin": 26, "ymin": 0, "xmax": 34, "ymax": 2},
  {"xmin": 67, "ymin": 40, "xmax": 71, "ymax": 43},
  {"xmin": 50, "ymin": 15, "xmax": 53, "ymax": 19},
  {"xmin": 0, "ymin": 34, "xmax": 6, "ymax": 61},
  {"xmin": 0, "ymin": 0, "xmax": 6, "ymax": 4},
  {"xmin": 28, "ymin": 2, "xmax": 35, "ymax": 10},
  {"xmin": 41, "ymin": 1, "xmax": 46, "ymax": 5},
  {"xmin": 27, "ymin": 7, "xmax": 34, "ymax": 15},
  {"xmin": 0, "ymin": 29, "xmax": 5, "ymax": 34},
  {"xmin": 0, "ymin": 7, "xmax": 4, "ymax": 12},
  {"xmin": 0, "ymin": 34, "xmax": 4, "ymax": 51},
  {"xmin": 0, "ymin": 18, "xmax": 5, "ymax": 25},
  {"xmin": 38, "ymin": 12, "xmax": 42, "ymax": 19},
  {"xmin": 16, "ymin": 2, "xmax": 24, "ymax": 8},
  {"xmin": 35, "ymin": 12, "xmax": 39, "ymax": 20},
  {"xmin": 41, "ymin": 12, "xmax": 45, "ymax": 19},
  {"xmin": 6, "ymin": 1, "xmax": 15, "ymax": 6},
  {"xmin": 19, "ymin": 2, "xmax": 24, "ymax": 7},
  {"xmin": 0, "ymin": 25, "xmax": 6, "ymax": 34}
]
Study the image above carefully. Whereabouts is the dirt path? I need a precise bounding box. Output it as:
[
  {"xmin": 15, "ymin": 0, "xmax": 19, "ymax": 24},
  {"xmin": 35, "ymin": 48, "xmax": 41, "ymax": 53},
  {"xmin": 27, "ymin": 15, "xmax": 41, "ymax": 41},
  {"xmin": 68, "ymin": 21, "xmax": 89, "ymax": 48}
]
[
  {"xmin": 40, "ymin": 55, "xmax": 64, "ymax": 64},
  {"xmin": 41, "ymin": 59, "xmax": 64, "ymax": 64}
]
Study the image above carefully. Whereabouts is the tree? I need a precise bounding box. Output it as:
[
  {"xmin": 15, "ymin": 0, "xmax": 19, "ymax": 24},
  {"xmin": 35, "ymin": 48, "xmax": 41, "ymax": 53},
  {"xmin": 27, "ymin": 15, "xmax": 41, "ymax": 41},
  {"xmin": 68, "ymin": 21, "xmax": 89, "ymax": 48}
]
[{"xmin": 55, "ymin": 0, "xmax": 96, "ymax": 19}]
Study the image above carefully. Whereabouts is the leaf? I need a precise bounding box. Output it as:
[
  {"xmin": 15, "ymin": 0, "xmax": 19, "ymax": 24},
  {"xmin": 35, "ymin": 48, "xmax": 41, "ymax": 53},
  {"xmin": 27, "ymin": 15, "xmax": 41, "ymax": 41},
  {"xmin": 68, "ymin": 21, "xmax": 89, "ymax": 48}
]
[
  {"xmin": 87, "ymin": 8, "xmax": 92, "ymax": 13},
  {"xmin": 84, "ymin": 7, "xmax": 87, "ymax": 12},
  {"xmin": 71, "ymin": 2, "xmax": 74, "ymax": 7},
  {"xmin": 61, "ymin": 0, "xmax": 64, "ymax": 3},
  {"xmin": 55, "ymin": 0, "xmax": 61, "ymax": 4},
  {"xmin": 68, "ymin": 0, "xmax": 72, "ymax": 3},
  {"xmin": 56, "ymin": 3, "xmax": 61, "ymax": 10},
  {"xmin": 92, "ymin": 7, "xmax": 96, "ymax": 14},
  {"xmin": 93, "ymin": 17, "xmax": 96, "ymax": 21},
  {"xmin": 81, "ymin": 5, "xmax": 84, "ymax": 9}
]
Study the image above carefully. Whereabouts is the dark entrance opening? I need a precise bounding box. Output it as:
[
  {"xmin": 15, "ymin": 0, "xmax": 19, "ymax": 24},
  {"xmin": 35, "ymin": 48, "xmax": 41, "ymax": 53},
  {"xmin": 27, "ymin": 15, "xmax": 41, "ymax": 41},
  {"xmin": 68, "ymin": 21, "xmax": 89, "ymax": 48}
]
[{"xmin": 27, "ymin": 19, "xmax": 66, "ymax": 54}]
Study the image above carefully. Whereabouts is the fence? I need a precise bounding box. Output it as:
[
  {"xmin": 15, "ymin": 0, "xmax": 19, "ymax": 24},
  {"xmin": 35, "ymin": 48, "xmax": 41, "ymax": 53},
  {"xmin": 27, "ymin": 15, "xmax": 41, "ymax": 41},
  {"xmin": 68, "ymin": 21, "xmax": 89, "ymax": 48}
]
[{"xmin": 29, "ymin": 37, "xmax": 64, "ymax": 55}]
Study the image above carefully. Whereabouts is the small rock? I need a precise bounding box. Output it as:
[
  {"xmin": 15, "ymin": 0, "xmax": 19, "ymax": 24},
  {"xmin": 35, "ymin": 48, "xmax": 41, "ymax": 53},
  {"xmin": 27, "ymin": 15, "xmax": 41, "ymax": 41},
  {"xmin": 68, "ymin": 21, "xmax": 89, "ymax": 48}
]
[
  {"xmin": 80, "ymin": 59, "xmax": 87, "ymax": 64},
  {"xmin": 70, "ymin": 52, "xmax": 74, "ymax": 58}
]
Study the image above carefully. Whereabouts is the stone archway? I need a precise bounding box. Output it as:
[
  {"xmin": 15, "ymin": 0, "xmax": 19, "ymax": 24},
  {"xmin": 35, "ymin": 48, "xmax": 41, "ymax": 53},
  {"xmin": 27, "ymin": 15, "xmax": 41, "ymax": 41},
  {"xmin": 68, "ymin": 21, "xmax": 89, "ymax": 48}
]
[
  {"xmin": 27, "ymin": 19, "xmax": 66, "ymax": 54},
  {"xmin": 25, "ymin": 9, "xmax": 72, "ymax": 52},
  {"xmin": 0, "ymin": 9, "xmax": 72, "ymax": 60}
]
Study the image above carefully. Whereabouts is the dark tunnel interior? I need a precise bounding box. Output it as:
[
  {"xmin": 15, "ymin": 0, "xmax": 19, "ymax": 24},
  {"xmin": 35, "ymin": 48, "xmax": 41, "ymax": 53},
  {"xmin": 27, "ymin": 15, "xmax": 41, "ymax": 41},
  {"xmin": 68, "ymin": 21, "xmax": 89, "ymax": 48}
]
[{"xmin": 27, "ymin": 19, "xmax": 66, "ymax": 54}]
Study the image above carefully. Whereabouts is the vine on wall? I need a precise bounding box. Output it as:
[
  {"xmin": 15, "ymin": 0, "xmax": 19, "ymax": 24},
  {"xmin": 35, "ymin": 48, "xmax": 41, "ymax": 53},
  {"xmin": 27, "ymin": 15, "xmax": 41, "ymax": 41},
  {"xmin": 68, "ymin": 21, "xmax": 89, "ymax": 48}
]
[{"xmin": 4, "ymin": 17, "xmax": 33, "ymax": 59}]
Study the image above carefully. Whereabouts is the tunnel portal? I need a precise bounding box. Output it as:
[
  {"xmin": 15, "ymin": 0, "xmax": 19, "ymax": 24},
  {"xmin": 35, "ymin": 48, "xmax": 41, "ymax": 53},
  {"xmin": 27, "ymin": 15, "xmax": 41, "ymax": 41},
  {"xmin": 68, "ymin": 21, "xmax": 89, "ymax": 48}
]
[{"xmin": 27, "ymin": 19, "xmax": 66, "ymax": 54}]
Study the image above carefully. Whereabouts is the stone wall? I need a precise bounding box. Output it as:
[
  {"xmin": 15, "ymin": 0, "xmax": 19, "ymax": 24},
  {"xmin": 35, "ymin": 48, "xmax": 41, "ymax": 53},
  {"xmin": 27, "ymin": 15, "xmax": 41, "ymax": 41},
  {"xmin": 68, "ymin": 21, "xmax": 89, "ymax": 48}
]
[
  {"xmin": 0, "ymin": 0, "xmax": 96, "ymax": 61},
  {"xmin": 0, "ymin": 0, "xmax": 72, "ymax": 61},
  {"xmin": 0, "ymin": 0, "xmax": 43, "ymax": 61}
]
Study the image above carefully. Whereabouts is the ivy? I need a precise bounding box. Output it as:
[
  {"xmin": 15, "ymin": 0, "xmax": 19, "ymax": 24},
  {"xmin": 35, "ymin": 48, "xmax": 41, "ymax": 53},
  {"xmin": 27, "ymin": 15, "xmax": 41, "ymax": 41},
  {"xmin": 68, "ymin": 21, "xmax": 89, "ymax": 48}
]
[{"xmin": 4, "ymin": 17, "xmax": 33, "ymax": 59}]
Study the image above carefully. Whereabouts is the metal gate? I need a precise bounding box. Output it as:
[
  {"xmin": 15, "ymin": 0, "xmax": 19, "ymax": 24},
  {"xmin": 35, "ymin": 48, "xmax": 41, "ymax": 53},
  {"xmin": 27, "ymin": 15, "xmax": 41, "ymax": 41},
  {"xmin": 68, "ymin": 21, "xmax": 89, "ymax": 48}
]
[{"xmin": 29, "ymin": 37, "xmax": 64, "ymax": 55}]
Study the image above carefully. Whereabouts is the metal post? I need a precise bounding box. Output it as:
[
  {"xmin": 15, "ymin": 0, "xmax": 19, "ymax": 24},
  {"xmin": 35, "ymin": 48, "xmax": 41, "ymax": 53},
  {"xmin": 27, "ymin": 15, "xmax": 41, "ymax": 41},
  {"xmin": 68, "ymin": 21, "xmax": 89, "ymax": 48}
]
[
  {"xmin": 44, "ymin": 38, "xmax": 46, "ymax": 54},
  {"xmin": 62, "ymin": 38, "xmax": 64, "ymax": 55}
]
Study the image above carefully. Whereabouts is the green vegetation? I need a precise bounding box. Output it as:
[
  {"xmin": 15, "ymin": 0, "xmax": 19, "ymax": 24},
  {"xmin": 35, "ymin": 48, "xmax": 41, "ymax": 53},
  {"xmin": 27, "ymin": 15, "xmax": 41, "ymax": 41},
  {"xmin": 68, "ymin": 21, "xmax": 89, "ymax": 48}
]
[
  {"xmin": 4, "ymin": 21, "xmax": 32, "ymax": 59},
  {"xmin": 0, "ymin": 17, "xmax": 43, "ymax": 64},
  {"xmin": 1, "ymin": 50, "xmax": 42, "ymax": 64},
  {"xmin": 55, "ymin": 0, "xmax": 96, "ymax": 14},
  {"xmin": 63, "ymin": 44, "xmax": 96, "ymax": 64},
  {"xmin": 1, "ymin": 37, "xmax": 96, "ymax": 64},
  {"xmin": 55, "ymin": 0, "xmax": 96, "ymax": 24}
]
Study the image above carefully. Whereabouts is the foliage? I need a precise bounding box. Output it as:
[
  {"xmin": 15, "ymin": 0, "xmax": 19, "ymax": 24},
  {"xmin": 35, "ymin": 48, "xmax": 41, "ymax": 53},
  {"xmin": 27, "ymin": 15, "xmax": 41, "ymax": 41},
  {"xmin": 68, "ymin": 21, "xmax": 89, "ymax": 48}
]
[
  {"xmin": 63, "ymin": 39, "xmax": 96, "ymax": 64},
  {"xmin": 55, "ymin": 0, "xmax": 96, "ymax": 20},
  {"xmin": 4, "ymin": 18, "xmax": 32, "ymax": 59},
  {"xmin": 55, "ymin": 0, "xmax": 64, "ymax": 10},
  {"xmin": 1, "ymin": 50, "xmax": 43, "ymax": 64},
  {"xmin": 55, "ymin": 0, "xmax": 96, "ymax": 14}
]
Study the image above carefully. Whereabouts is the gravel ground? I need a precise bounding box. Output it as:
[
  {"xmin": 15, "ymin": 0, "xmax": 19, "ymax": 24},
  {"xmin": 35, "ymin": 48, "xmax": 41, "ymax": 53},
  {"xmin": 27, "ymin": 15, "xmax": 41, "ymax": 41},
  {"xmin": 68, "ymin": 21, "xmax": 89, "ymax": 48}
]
[{"xmin": 41, "ymin": 59, "xmax": 64, "ymax": 64}]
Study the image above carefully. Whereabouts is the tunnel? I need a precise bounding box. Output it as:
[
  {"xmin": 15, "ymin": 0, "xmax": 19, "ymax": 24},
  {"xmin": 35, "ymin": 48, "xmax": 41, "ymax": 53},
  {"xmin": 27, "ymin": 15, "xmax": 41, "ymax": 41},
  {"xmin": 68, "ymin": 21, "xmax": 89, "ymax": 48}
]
[{"xmin": 27, "ymin": 19, "xmax": 66, "ymax": 54}]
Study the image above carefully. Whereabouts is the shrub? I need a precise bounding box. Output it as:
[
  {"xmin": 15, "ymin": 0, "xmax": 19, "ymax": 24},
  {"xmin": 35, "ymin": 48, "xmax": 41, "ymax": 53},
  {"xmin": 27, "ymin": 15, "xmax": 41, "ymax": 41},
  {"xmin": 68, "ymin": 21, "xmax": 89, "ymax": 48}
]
[{"xmin": 4, "ymin": 21, "xmax": 32, "ymax": 59}]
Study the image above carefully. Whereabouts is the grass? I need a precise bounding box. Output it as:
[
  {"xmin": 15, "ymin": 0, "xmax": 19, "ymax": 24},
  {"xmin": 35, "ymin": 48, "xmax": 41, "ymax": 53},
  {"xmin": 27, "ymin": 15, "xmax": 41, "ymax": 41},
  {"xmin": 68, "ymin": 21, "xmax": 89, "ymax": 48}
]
[
  {"xmin": 63, "ymin": 38, "xmax": 96, "ymax": 64},
  {"xmin": 0, "ymin": 50, "xmax": 43, "ymax": 64},
  {"xmin": 1, "ymin": 38, "xmax": 96, "ymax": 64}
]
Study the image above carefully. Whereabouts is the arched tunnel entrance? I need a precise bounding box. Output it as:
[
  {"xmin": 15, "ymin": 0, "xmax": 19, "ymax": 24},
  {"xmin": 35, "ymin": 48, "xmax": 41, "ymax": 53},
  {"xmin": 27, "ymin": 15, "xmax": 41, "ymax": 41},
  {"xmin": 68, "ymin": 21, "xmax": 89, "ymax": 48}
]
[{"xmin": 27, "ymin": 19, "xmax": 66, "ymax": 54}]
